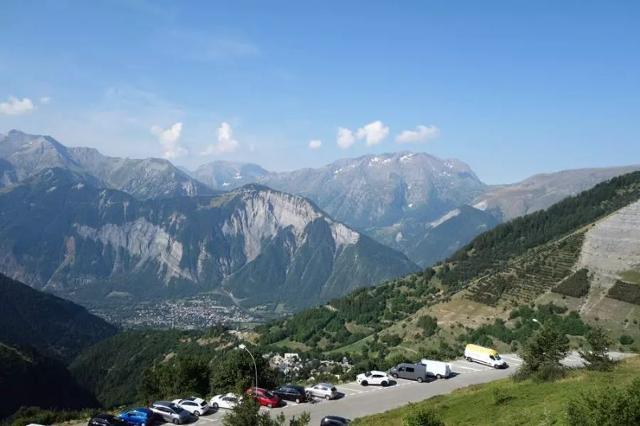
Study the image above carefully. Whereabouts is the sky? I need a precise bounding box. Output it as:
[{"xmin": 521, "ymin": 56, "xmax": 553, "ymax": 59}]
[{"xmin": 1, "ymin": 0, "xmax": 639, "ymax": 184}]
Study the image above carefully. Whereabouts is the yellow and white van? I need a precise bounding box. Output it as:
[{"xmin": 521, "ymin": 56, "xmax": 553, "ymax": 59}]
[{"xmin": 464, "ymin": 344, "xmax": 507, "ymax": 369}]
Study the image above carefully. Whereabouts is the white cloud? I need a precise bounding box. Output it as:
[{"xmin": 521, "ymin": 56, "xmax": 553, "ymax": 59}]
[
  {"xmin": 336, "ymin": 127, "xmax": 356, "ymax": 149},
  {"xmin": 201, "ymin": 121, "xmax": 239, "ymax": 155},
  {"xmin": 151, "ymin": 122, "xmax": 187, "ymax": 159},
  {"xmin": 356, "ymin": 120, "xmax": 389, "ymax": 146},
  {"xmin": 39, "ymin": 96, "xmax": 52, "ymax": 105},
  {"xmin": 395, "ymin": 125, "xmax": 440, "ymax": 144},
  {"xmin": 0, "ymin": 96, "xmax": 35, "ymax": 115},
  {"xmin": 308, "ymin": 139, "xmax": 322, "ymax": 150}
]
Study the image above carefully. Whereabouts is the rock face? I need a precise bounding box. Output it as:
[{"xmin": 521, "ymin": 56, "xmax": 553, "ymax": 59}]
[
  {"xmin": 579, "ymin": 199, "xmax": 640, "ymax": 277},
  {"xmin": 0, "ymin": 130, "xmax": 215, "ymax": 199},
  {"xmin": 475, "ymin": 166, "xmax": 640, "ymax": 221},
  {"xmin": 198, "ymin": 152, "xmax": 490, "ymax": 266},
  {"xmin": 0, "ymin": 168, "xmax": 417, "ymax": 310},
  {"xmin": 576, "ymin": 200, "xmax": 640, "ymax": 317}
]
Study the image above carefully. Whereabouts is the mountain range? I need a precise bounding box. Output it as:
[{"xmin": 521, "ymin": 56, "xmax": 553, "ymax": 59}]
[
  {"xmin": 0, "ymin": 129, "xmax": 638, "ymax": 313},
  {"xmin": 194, "ymin": 155, "xmax": 639, "ymax": 266},
  {"xmin": 0, "ymin": 167, "xmax": 416, "ymax": 310},
  {"xmin": 0, "ymin": 130, "xmax": 215, "ymax": 199}
]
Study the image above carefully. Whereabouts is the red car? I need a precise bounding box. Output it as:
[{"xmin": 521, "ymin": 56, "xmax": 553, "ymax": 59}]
[{"xmin": 246, "ymin": 387, "xmax": 281, "ymax": 408}]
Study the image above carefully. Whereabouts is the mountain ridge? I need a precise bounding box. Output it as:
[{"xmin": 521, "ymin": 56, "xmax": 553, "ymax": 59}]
[{"xmin": 0, "ymin": 167, "xmax": 418, "ymax": 311}]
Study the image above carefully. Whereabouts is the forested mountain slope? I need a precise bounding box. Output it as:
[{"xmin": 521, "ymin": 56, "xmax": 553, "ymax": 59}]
[
  {"xmin": 0, "ymin": 273, "xmax": 117, "ymax": 363},
  {"xmin": 258, "ymin": 171, "xmax": 640, "ymax": 355}
]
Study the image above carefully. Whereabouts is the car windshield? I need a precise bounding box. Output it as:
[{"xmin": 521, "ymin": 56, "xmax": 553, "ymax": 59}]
[
  {"xmin": 264, "ymin": 391, "xmax": 274, "ymax": 398},
  {"xmin": 495, "ymin": 354, "xmax": 502, "ymax": 360},
  {"xmin": 365, "ymin": 372, "xmax": 372, "ymax": 377}
]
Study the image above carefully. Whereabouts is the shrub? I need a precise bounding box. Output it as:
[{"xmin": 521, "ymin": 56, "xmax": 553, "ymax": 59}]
[
  {"xmin": 417, "ymin": 315, "xmax": 439, "ymax": 338},
  {"xmin": 566, "ymin": 378, "xmax": 640, "ymax": 425},
  {"xmin": 402, "ymin": 405, "xmax": 445, "ymax": 426},
  {"xmin": 492, "ymin": 387, "xmax": 514, "ymax": 405},
  {"xmin": 620, "ymin": 335, "xmax": 635, "ymax": 345}
]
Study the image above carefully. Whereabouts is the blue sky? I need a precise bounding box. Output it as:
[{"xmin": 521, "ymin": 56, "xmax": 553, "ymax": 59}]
[{"xmin": 1, "ymin": 0, "xmax": 638, "ymax": 183}]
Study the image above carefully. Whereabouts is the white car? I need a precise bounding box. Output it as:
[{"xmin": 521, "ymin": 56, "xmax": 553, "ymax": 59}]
[
  {"xmin": 171, "ymin": 397, "xmax": 211, "ymax": 416},
  {"xmin": 357, "ymin": 370, "xmax": 392, "ymax": 386},
  {"xmin": 209, "ymin": 393, "xmax": 241, "ymax": 410},
  {"xmin": 305, "ymin": 383, "xmax": 338, "ymax": 400}
]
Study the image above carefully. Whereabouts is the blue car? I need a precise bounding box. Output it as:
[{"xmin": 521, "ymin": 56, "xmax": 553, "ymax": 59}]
[{"xmin": 118, "ymin": 408, "xmax": 157, "ymax": 426}]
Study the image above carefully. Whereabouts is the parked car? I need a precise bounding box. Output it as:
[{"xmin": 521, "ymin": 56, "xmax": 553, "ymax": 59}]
[
  {"xmin": 149, "ymin": 401, "xmax": 192, "ymax": 424},
  {"xmin": 356, "ymin": 370, "xmax": 392, "ymax": 386},
  {"xmin": 420, "ymin": 359, "xmax": 452, "ymax": 379},
  {"xmin": 171, "ymin": 397, "xmax": 211, "ymax": 416},
  {"xmin": 273, "ymin": 384, "xmax": 309, "ymax": 403},
  {"xmin": 210, "ymin": 393, "xmax": 241, "ymax": 410},
  {"xmin": 320, "ymin": 416, "xmax": 351, "ymax": 425},
  {"xmin": 464, "ymin": 344, "xmax": 507, "ymax": 369},
  {"xmin": 246, "ymin": 387, "xmax": 282, "ymax": 408},
  {"xmin": 88, "ymin": 414, "xmax": 128, "ymax": 426},
  {"xmin": 305, "ymin": 382, "xmax": 339, "ymax": 400},
  {"xmin": 389, "ymin": 363, "xmax": 429, "ymax": 382},
  {"xmin": 118, "ymin": 408, "xmax": 157, "ymax": 426}
]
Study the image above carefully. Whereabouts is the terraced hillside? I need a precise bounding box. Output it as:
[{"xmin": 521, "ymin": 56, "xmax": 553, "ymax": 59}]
[{"xmin": 466, "ymin": 232, "xmax": 585, "ymax": 306}]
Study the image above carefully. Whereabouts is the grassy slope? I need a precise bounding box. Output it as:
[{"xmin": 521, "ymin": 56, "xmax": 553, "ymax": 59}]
[{"xmin": 353, "ymin": 356, "xmax": 640, "ymax": 426}]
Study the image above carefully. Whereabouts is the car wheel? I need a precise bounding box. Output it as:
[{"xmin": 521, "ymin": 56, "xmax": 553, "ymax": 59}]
[
  {"xmin": 436, "ymin": 374, "xmax": 443, "ymax": 380},
  {"xmin": 194, "ymin": 411, "xmax": 200, "ymax": 417},
  {"xmin": 324, "ymin": 394, "xmax": 331, "ymax": 400},
  {"xmin": 391, "ymin": 373, "xmax": 398, "ymax": 379},
  {"xmin": 268, "ymin": 403, "xmax": 273, "ymax": 408},
  {"xmin": 417, "ymin": 377, "xmax": 423, "ymax": 383},
  {"xmin": 361, "ymin": 380, "xmax": 368, "ymax": 386},
  {"xmin": 295, "ymin": 398, "xmax": 301, "ymax": 403},
  {"xmin": 381, "ymin": 381, "xmax": 388, "ymax": 387},
  {"xmin": 172, "ymin": 420, "xmax": 179, "ymax": 425},
  {"xmin": 211, "ymin": 403, "xmax": 218, "ymax": 410}
]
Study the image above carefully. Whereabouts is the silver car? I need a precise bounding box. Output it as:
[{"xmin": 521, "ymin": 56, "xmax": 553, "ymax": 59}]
[
  {"xmin": 305, "ymin": 383, "xmax": 339, "ymax": 400},
  {"xmin": 150, "ymin": 401, "xmax": 192, "ymax": 425}
]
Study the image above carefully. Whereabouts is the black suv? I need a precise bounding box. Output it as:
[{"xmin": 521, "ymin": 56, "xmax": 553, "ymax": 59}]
[{"xmin": 273, "ymin": 384, "xmax": 308, "ymax": 403}]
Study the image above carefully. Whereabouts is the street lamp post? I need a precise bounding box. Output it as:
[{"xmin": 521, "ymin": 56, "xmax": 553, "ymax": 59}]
[{"xmin": 238, "ymin": 343, "xmax": 258, "ymax": 390}]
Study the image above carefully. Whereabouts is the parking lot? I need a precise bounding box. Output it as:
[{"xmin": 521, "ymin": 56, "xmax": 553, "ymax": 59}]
[
  {"xmin": 69, "ymin": 351, "xmax": 630, "ymax": 426},
  {"xmin": 187, "ymin": 354, "xmax": 525, "ymax": 425}
]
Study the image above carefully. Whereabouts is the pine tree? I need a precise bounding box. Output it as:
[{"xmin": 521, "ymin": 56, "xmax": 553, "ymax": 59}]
[
  {"xmin": 580, "ymin": 326, "xmax": 613, "ymax": 371},
  {"xmin": 517, "ymin": 322, "xmax": 569, "ymax": 381}
]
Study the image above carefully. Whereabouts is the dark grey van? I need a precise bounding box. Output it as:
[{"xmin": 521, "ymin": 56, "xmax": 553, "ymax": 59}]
[{"xmin": 388, "ymin": 363, "xmax": 428, "ymax": 382}]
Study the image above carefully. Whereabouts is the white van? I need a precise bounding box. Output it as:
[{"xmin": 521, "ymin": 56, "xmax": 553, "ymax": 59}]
[
  {"xmin": 464, "ymin": 344, "xmax": 507, "ymax": 369},
  {"xmin": 419, "ymin": 359, "xmax": 452, "ymax": 379}
]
